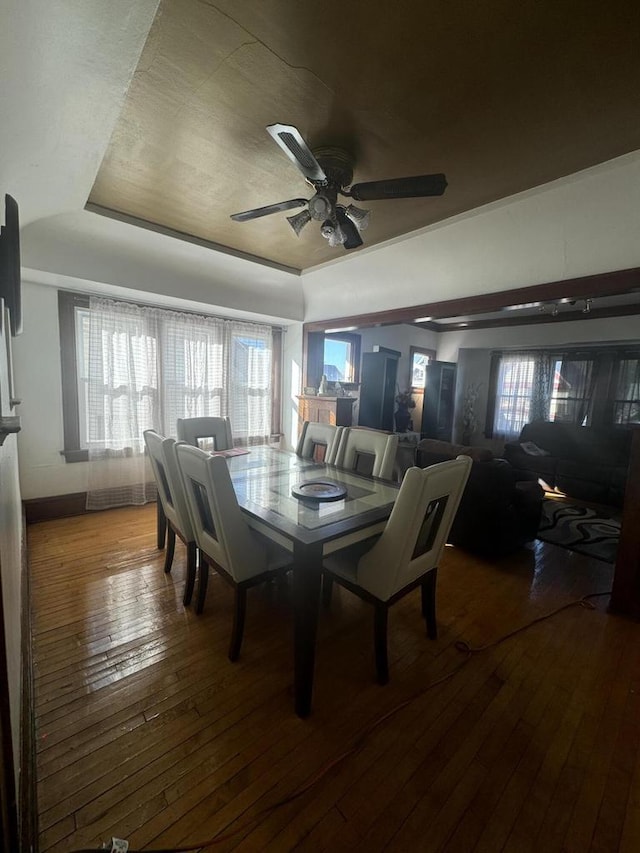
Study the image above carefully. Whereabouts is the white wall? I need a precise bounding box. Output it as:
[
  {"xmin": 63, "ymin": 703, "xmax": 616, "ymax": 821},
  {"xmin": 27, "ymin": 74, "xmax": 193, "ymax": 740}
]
[
  {"xmin": 12, "ymin": 282, "xmax": 86, "ymax": 500},
  {"xmin": 0, "ymin": 435, "xmax": 22, "ymax": 783},
  {"xmin": 23, "ymin": 211, "xmax": 305, "ymax": 324},
  {"xmin": 282, "ymin": 321, "xmax": 304, "ymax": 451},
  {"xmin": 302, "ymin": 151, "xmax": 640, "ymax": 322}
]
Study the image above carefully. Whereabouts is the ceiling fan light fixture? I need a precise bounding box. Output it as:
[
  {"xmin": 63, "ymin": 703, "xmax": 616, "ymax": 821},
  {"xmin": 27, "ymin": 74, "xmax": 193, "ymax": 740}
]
[
  {"xmin": 286, "ymin": 209, "xmax": 311, "ymax": 236},
  {"xmin": 320, "ymin": 219, "xmax": 346, "ymax": 247},
  {"xmin": 345, "ymin": 204, "xmax": 370, "ymax": 231}
]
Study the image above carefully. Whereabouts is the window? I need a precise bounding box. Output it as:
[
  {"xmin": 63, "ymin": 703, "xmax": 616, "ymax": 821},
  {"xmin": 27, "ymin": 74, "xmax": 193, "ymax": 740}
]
[
  {"xmin": 490, "ymin": 352, "xmax": 538, "ymax": 439},
  {"xmin": 323, "ymin": 332, "xmax": 361, "ymax": 383},
  {"xmin": 59, "ymin": 292, "xmax": 280, "ymax": 460},
  {"xmin": 612, "ymin": 357, "xmax": 640, "ymax": 425},
  {"xmin": 409, "ymin": 346, "xmax": 436, "ymax": 389},
  {"xmin": 548, "ymin": 357, "xmax": 595, "ymax": 425},
  {"xmin": 486, "ymin": 346, "xmax": 640, "ymax": 438}
]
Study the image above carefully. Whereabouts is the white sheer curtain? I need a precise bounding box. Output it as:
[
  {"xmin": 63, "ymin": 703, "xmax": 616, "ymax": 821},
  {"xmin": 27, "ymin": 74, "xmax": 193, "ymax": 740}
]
[
  {"xmin": 492, "ymin": 352, "xmax": 537, "ymax": 441},
  {"xmin": 86, "ymin": 298, "xmax": 158, "ymax": 509},
  {"xmin": 86, "ymin": 297, "xmax": 273, "ymax": 509}
]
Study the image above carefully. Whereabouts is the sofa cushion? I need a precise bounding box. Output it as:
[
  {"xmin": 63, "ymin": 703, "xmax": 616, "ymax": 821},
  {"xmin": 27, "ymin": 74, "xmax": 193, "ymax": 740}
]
[
  {"xmin": 513, "ymin": 421, "xmax": 632, "ymax": 507},
  {"xmin": 417, "ymin": 438, "xmax": 493, "ymax": 462},
  {"xmin": 503, "ymin": 442, "xmax": 558, "ymax": 483},
  {"xmin": 520, "ymin": 421, "xmax": 631, "ymax": 466}
]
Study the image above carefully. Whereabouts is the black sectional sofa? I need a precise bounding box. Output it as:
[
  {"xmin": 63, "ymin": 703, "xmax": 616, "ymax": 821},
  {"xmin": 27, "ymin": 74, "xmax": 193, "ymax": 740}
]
[
  {"xmin": 503, "ymin": 421, "xmax": 632, "ymax": 508},
  {"xmin": 415, "ymin": 439, "xmax": 544, "ymax": 556}
]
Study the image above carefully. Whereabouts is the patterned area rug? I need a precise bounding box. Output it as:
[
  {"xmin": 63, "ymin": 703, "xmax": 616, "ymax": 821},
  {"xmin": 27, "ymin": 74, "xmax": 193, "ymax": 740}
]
[{"xmin": 537, "ymin": 500, "xmax": 620, "ymax": 563}]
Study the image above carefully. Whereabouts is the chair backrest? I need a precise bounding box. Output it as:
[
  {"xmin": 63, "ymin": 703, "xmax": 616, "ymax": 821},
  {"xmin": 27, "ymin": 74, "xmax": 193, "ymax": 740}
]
[
  {"xmin": 334, "ymin": 427, "xmax": 399, "ymax": 480},
  {"xmin": 176, "ymin": 416, "xmax": 233, "ymax": 451},
  {"xmin": 144, "ymin": 430, "xmax": 194, "ymax": 541},
  {"xmin": 175, "ymin": 443, "xmax": 266, "ymax": 582},
  {"xmin": 296, "ymin": 421, "xmax": 343, "ymax": 464},
  {"xmin": 357, "ymin": 456, "xmax": 472, "ymax": 601}
]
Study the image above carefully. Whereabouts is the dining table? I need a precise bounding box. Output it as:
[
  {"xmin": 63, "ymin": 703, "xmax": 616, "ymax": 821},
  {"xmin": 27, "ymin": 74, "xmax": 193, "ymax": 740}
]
[{"xmin": 220, "ymin": 445, "xmax": 401, "ymax": 717}]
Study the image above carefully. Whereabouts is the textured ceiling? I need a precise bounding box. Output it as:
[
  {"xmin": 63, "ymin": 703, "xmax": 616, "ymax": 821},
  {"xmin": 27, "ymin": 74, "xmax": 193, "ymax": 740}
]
[{"xmin": 89, "ymin": 0, "xmax": 640, "ymax": 272}]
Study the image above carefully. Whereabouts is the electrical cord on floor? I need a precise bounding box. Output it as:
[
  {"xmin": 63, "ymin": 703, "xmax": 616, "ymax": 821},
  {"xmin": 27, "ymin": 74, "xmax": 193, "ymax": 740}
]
[{"xmin": 70, "ymin": 588, "xmax": 613, "ymax": 853}]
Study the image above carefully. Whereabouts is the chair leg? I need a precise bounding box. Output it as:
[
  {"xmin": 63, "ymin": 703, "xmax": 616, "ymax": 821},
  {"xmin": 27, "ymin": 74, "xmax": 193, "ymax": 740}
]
[
  {"xmin": 374, "ymin": 603, "xmax": 389, "ymax": 685},
  {"xmin": 183, "ymin": 543, "xmax": 197, "ymax": 606},
  {"xmin": 322, "ymin": 574, "xmax": 334, "ymax": 608},
  {"xmin": 229, "ymin": 586, "xmax": 247, "ymax": 662},
  {"xmin": 163, "ymin": 526, "xmax": 176, "ymax": 574},
  {"xmin": 196, "ymin": 559, "xmax": 209, "ymax": 615},
  {"xmin": 157, "ymin": 495, "xmax": 167, "ymax": 549},
  {"xmin": 422, "ymin": 569, "xmax": 438, "ymax": 640}
]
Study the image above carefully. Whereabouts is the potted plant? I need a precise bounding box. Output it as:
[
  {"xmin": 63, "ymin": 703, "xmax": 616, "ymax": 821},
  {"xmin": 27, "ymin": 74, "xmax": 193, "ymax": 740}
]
[
  {"xmin": 394, "ymin": 388, "xmax": 416, "ymax": 432},
  {"xmin": 461, "ymin": 381, "xmax": 483, "ymax": 445}
]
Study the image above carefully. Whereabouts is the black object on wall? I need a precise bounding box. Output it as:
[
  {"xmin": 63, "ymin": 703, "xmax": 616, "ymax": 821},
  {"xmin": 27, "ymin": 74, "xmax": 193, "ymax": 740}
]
[
  {"xmin": 0, "ymin": 195, "xmax": 22, "ymax": 336},
  {"xmin": 359, "ymin": 351, "xmax": 399, "ymax": 431},
  {"xmin": 421, "ymin": 360, "xmax": 457, "ymax": 441}
]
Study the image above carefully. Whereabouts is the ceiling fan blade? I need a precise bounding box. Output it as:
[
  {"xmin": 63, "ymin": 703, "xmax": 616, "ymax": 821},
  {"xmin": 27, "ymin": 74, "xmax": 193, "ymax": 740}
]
[
  {"xmin": 348, "ymin": 173, "xmax": 448, "ymax": 201},
  {"xmin": 266, "ymin": 124, "xmax": 327, "ymax": 183},
  {"xmin": 230, "ymin": 198, "xmax": 308, "ymax": 222},
  {"xmin": 336, "ymin": 207, "xmax": 364, "ymax": 250}
]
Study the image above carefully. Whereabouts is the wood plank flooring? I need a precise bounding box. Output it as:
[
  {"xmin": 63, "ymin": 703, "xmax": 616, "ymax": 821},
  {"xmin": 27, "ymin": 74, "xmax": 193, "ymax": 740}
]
[{"xmin": 27, "ymin": 505, "xmax": 640, "ymax": 852}]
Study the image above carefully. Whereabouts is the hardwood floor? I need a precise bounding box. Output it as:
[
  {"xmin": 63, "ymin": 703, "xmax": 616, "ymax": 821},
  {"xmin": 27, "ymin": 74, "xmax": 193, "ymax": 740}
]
[{"xmin": 28, "ymin": 505, "xmax": 640, "ymax": 852}]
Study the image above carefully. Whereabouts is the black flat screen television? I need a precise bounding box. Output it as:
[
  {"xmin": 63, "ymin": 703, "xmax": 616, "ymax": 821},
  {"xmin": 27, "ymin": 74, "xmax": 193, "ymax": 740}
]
[{"xmin": 0, "ymin": 194, "xmax": 22, "ymax": 336}]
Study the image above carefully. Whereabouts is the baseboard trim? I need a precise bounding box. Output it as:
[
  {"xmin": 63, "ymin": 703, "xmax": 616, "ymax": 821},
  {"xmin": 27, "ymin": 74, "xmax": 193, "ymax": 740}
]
[
  {"xmin": 23, "ymin": 493, "xmax": 87, "ymax": 524},
  {"xmin": 23, "ymin": 485, "xmax": 158, "ymax": 524}
]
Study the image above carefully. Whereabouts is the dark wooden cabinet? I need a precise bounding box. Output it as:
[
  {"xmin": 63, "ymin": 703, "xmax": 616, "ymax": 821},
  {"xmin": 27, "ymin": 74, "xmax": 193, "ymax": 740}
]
[
  {"xmin": 358, "ymin": 351, "xmax": 399, "ymax": 431},
  {"xmin": 421, "ymin": 361, "xmax": 457, "ymax": 441}
]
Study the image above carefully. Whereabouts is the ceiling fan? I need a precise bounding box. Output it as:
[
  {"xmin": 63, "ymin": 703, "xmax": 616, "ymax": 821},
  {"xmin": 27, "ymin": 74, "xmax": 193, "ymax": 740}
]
[{"xmin": 230, "ymin": 124, "xmax": 448, "ymax": 250}]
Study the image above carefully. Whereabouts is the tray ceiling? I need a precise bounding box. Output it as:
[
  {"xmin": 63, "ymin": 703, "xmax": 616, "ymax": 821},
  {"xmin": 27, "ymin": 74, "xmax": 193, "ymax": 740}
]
[{"xmin": 89, "ymin": 0, "xmax": 640, "ymax": 272}]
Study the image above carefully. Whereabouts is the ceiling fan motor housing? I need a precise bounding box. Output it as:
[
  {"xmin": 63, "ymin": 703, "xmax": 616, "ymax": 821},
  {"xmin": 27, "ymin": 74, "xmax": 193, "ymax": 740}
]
[{"xmin": 312, "ymin": 146, "xmax": 355, "ymax": 189}]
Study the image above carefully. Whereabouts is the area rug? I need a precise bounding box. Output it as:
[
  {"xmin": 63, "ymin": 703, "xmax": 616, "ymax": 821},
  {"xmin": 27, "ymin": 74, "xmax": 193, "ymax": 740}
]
[{"xmin": 537, "ymin": 500, "xmax": 620, "ymax": 563}]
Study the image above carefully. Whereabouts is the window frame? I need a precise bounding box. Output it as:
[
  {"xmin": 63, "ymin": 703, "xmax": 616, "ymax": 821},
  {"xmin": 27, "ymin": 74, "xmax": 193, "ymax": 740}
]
[
  {"xmin": 58, "ymin": 291, "xmax": 282, "ymax": 462},
  {"xmin": 322, "ymin": 331, "xmax": 361, "ymax": 385},
  {"xmin": 409, "ymin": 346, "xmax": 437, "ymax": 391}
]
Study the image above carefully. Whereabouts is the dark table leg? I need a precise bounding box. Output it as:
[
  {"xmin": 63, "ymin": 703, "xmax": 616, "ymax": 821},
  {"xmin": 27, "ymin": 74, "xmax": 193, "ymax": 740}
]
[
  {"xmin": 292, "ymin": 541, "xmax": 323, "ymax": 718},
  {"xmin": 156, "ymin": 495, "xmax": 167, "ymax": 549}
]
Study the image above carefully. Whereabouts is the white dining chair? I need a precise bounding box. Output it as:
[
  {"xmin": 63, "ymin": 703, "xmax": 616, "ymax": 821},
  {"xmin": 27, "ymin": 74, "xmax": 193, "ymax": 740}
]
[
  {"xmin": 144, "ymin": 430, "xmax": 198, "ymax": 606},
  {"xmin": 296, "ymin": 421, "xmax": 343, "ymax": 464},
  {"xmin": 175, "ymin": 443, "xmax": 291, "ymax": 660},
  {"xmin": 322, "ymin": 456, "xmax": 472, "ymax": 683},
  {"xmin": 177, "ymin": 416, "xmax": 234, "ymax": 452},
  {"xmin": 334, "ymin": 427, "xmax": 399, "ymax": 480}
]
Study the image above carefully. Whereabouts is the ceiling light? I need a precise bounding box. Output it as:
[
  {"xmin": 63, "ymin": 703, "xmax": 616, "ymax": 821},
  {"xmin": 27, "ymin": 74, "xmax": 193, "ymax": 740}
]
[
  {"xmin": 414, "ymin": 316, "xmax": 433, "ymax": 323},
  {"xmin": 320, "ymin": 219, "xmax": 347, "ymax": 247},
  {"xmin": 327, "ymin": 326, "xmax": 357, "ymax": 333},
  {"xmin": 583, "ymin": 298, "xmax": 592, "ymax": 313},
  {"xmin": 345, "ymin": 204, "xmax": 370, "ymax": 231},
  {"xmin": 504, "ymin": 302, "xmax": 542, "ymax": 311},
  {"xmin": 286, "ymin": 209, "xmax": 311, "ymax": 236}
]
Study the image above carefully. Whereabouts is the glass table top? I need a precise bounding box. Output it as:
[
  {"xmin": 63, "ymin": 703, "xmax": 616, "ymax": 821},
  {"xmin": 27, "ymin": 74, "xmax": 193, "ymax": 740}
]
[{"xmin": 226, "ymin": 447, "xmax": 400, "ymax": 542}]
